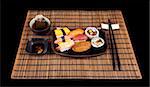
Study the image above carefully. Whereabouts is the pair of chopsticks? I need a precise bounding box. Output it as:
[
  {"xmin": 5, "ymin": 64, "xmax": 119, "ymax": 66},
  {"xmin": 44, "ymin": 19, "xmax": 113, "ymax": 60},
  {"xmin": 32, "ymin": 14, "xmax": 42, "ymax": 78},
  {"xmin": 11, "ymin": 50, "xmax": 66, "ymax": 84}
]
[
  {"xmin": 108, "ymin": 19, "xmax": 121, "ymax": 71},
  {"xmin": 101, "ymin": 19, "xmax": 121, "ymax": 71}
]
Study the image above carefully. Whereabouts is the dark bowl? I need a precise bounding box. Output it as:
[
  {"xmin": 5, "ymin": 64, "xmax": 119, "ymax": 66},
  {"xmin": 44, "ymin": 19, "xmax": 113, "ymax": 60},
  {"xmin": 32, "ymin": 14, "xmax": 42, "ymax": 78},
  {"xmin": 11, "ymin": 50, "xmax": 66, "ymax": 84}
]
[{"xmin": 26, "ymin": 38, "xmax": 49, "ymax": 55}]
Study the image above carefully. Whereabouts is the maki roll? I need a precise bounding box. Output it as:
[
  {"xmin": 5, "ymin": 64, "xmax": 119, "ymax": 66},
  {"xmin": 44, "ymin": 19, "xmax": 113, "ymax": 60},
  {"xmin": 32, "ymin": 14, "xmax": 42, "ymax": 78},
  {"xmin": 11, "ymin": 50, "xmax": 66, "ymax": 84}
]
[
  {"xmin": 91, "ymin": 37, "xmax": 105, "ymax": 48},
  {"xmin": 85, "ymin": 27, "xmax": 99, "ymax": 39}
]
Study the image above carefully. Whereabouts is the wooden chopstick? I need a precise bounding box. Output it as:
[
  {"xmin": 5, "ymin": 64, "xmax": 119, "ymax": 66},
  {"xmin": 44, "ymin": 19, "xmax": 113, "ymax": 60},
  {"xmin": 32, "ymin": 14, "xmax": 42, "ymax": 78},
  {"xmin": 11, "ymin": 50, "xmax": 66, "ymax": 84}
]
[
  {"xmin": 108, "ymin": 19, "xmax": 121, "ymax": 71},
  {"xmin": 108, "ymin": 20, "xmax": 116, "ymax": 70}
]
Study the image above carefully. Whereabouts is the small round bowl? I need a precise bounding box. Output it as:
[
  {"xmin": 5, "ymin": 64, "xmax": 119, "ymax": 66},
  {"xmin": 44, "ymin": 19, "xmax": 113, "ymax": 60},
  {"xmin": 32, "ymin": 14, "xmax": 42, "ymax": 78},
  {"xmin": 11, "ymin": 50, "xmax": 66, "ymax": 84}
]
[
  {"xmin": 26, "ymin": 38, "xmax": 49, "ymax": 55},
  {"xmin": 29, "ymin": 15, "xmax": 51, "ymax": 35}
]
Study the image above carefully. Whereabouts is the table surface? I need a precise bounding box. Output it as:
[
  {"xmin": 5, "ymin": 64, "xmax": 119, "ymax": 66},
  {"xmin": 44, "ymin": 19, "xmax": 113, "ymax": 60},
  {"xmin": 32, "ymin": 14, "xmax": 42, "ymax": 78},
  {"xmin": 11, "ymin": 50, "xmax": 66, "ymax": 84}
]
[{"xmin": 11, "ymin": 10, "xmax": 142, "ymax": 79}]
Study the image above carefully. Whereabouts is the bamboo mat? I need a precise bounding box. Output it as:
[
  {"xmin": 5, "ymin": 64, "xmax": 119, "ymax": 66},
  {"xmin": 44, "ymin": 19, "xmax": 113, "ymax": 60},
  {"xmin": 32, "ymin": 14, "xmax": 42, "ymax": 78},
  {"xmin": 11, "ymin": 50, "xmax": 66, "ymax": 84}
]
[{"xmin": 11, "ymin": 10, "xmax": 142, "ymax": 79}]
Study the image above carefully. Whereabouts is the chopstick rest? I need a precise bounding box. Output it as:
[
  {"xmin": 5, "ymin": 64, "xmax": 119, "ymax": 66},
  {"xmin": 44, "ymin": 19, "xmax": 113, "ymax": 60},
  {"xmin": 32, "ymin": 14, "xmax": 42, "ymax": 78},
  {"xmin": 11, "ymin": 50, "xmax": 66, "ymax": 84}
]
[{"xmin": 101, "ymin": 23, "xmax": 120, "ymax": 30}]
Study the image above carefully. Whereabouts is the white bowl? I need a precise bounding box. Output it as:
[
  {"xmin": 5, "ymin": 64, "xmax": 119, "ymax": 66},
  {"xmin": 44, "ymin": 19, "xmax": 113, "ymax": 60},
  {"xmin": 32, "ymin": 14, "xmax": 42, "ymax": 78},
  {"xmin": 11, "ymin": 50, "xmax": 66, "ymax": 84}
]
[{"xmin": 29, "ymin": 15, "xmax": 51, "ymax": 29}]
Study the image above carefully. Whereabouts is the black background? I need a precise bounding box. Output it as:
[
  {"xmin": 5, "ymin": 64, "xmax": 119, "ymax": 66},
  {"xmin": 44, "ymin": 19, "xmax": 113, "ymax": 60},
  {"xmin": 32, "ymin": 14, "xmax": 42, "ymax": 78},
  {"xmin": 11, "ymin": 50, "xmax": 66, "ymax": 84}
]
[{"xmin": 1, "ymin": 0, "xmax": 149, "ymax": 86}]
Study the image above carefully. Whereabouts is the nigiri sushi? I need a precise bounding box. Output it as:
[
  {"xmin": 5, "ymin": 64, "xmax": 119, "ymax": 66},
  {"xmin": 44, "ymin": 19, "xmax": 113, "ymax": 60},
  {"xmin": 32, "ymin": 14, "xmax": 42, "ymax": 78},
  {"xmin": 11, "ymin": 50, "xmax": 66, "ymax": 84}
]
[
  {"xmin": 54, "ymin": 27, "xmax": 70, "ymax": 38},
  {"xmin": 73, "ymin": 34, "xmax": 88, "ymax": 42}
]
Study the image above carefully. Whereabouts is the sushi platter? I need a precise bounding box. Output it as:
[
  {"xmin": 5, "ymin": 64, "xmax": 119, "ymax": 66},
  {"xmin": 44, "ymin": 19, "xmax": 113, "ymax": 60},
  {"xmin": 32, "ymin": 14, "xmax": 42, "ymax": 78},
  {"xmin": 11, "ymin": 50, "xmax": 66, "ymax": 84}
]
[
  {"xmin": 50, "ymin": 27, "xmax": 107, "ymax": 57},
  {"xmin": 11, "ymin": 10, "xmax": 142, "ymax": 79}
]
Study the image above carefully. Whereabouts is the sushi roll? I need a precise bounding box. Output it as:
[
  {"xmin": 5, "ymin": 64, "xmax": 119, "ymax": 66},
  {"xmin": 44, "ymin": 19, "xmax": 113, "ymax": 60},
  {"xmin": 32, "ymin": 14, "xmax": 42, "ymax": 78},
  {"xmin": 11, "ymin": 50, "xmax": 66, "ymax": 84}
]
[
  {"xmin": 85, "ymin": 27, "xmax": 99, "ymax": 39},
  {"xmin": 91, "ymin": 37, "xmax": 105, "ymax": 48}
]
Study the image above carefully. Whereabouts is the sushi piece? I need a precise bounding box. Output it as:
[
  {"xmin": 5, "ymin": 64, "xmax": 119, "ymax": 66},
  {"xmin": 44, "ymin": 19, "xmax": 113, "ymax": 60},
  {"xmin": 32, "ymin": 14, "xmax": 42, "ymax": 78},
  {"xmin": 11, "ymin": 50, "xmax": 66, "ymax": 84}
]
[
  {"xmin": 72, "ymin": 41, "xmax": 91, "ymax": 53},
  {"xmin": 56, "ymin": 39, "xmax": 75, "ymax": 52},
  {"xmin": 54, "ymin": 35, "xmax": 71, "ymax": 44},
  {"xmin": 54, "ymin": 27, "xmax": 70, "ymax": 38},
  {"xmin": 54, "ymin": 29, "xmax": 63, "ymax": 38},
  {"xmin": 91, "ymin": 37, "xmax": 105, "ymax": 48},
  {"xmin": 68, "ymin": 28, "xmax": 84, "ymax": 38},
  {"xmin": 85, "ymin": 27, "xmax": 99, "ymax": 39},
  {"xmin": 54, "ymin": 37, "xmax": 63, "ymax": 44},
  {"xmin": 73, "ymin": 34, "xmax": 88, "ymax": 42}
]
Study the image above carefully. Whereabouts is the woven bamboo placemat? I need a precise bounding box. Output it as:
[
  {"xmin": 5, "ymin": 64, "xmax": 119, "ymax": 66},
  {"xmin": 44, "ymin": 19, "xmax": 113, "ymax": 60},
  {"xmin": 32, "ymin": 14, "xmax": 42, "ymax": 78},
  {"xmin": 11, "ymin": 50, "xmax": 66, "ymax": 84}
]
[{"xmin": 11, "ymin": 10, "xmax": 142, "ymax": 79}]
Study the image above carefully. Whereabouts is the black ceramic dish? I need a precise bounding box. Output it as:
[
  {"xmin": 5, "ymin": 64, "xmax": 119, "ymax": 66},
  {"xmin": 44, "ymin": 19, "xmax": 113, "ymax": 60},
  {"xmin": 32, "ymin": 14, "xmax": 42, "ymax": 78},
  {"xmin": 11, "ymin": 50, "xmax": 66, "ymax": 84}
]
[
  {"xmin": 50, "ymin": 28, "xmax": 107, "ymax": 58},
  {"xmin": 29, "ymin": 22, "xmax": 51, "ymax": 35},
  {"xmin": 26, "ymin": 38, "xmax": 49, "ymax": 55}
]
